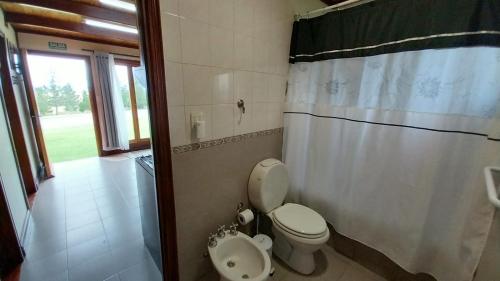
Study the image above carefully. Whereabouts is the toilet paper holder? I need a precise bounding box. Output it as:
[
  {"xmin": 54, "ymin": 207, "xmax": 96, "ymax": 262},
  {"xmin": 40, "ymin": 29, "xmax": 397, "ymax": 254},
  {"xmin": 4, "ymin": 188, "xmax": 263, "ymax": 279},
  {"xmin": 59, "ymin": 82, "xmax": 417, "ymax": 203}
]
[{"xmin": 236, "ymin": 202, "xmax": 244, "ymax": 214}]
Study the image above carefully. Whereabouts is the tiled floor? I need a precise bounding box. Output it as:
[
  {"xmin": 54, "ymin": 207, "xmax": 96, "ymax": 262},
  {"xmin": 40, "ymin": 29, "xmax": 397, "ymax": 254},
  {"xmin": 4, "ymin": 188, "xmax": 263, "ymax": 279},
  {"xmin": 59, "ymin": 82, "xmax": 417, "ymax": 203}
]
[
  {"xmin": 202, "ymin": 245, "xmax": 386, "ymax": 281},
  {"xmin": 270, "ymin": 246, "xmax": 387, "ymax": 281},
  {"xmin": 20, "ymin": 151, "xmax": 161, "ymax": 281}
]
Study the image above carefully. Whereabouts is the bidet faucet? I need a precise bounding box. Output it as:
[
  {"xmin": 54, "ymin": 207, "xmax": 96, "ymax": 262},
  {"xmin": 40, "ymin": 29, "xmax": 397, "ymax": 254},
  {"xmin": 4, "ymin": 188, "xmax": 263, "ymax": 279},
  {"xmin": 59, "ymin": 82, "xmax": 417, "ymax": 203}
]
[
  {"xmin": 208, "ymin": 233, "xmax": 217, "ymax": 248},
  {"xmin": 229, "ymin": 223, "xmax": 238, "ymax": 236},
  {"xmin": 217, "ymin": 225, "xmax": 226, "ymax": 238}
]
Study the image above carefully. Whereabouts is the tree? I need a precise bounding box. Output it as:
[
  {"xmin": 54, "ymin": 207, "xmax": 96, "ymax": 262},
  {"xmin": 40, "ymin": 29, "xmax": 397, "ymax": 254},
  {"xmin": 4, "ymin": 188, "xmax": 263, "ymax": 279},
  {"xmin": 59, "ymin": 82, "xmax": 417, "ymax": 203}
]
[
  {"xmin": 61, "ymin": 83, "xmax": 79, "ymax": 112},
  {"xmin": 79, "ymin": 91, "xmax": 90, "ymax": 112},
  {"xmin": 120, "ymin": 85, "xmax": 131, "ymax": 109},
  {"xmin": 34, "ymin": 86, "xmax": 51, "ymax": 115},
  {"xmin": 135, "ymin": 84, "xmax": 148, "ymax": 109},
  {"xmin": 34, "ymin": 74, "xmax": 80, "ymax": 115}
]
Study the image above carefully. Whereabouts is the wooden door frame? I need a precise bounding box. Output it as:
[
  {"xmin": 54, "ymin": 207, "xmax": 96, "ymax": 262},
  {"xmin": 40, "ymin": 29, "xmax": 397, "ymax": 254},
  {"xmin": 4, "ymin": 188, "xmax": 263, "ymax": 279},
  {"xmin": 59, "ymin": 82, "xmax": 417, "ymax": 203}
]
[
  {"xmin": 0, "ymin": 35, "xmax": 37, "ymax": 195},
  {"xmin": 136, "ymin": 0, "xmax": 179, "ymax": 280},
  {"xmin": 21, "ymin": 50, "xmax": 106, "ymax": 170},
  {"xmin": 19, "ymin": 49, "xmax": 52, "ymax": 178},
  {"xmin": 0, "ymin": 1, "xmax": 180, "ymax": 279},
  {"xmin": 0, "ymin": 174, "xmax": 24, "ymax": 278}
]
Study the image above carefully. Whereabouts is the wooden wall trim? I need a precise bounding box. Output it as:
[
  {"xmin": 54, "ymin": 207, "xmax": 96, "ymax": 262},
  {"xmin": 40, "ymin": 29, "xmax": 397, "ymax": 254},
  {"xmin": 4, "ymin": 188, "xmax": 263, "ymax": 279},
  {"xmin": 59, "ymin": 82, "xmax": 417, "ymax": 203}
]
[
  {"xmin": 0, "ymin": 37, "xmax": 37, "ymax": 195},
  {"xmin": 5, "ymin": 12, "xmax": 138, "ymax": 43},
  {"xmin": 6, "ymin": 0, "xmax": 137, "ymax": 27},
  {"xmin": 15, "ymin": 29, "xmax": 139, "ymax": 50},
  {"xmin": 136, "ymin": 0, "xmax": 179, "ymax": 280}
]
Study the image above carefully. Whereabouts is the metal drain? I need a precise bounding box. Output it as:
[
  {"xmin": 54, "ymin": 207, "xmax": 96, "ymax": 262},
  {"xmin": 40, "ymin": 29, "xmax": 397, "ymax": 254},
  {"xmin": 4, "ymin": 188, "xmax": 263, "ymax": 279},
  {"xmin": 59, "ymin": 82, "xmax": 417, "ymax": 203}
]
[
  {"xmin": 227, "ymin": 261, "xmax": 235, "ymax": 268},
  {"xmin": 242, "ymin": 274, "xmax": 249, "ymax": 279}
]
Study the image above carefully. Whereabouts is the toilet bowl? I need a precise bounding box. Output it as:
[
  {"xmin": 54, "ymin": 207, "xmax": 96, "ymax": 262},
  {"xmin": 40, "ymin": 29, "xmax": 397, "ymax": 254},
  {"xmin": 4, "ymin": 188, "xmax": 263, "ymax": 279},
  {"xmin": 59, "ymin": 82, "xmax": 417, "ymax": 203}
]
[
  {"xmin": 248, "ymin": 159, "xmax": 330, "ymax": 275},
  {"xmin": 208, "ymin": 231, "xmax": 271, "ymax": 281}
]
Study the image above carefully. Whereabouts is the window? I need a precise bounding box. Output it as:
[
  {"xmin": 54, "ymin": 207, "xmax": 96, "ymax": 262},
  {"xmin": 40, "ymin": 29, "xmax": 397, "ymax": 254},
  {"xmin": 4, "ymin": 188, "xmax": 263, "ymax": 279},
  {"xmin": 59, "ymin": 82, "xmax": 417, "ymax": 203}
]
[{"xmin": 114, "ymin": 59, "xmax": 150, "ymax": 143}]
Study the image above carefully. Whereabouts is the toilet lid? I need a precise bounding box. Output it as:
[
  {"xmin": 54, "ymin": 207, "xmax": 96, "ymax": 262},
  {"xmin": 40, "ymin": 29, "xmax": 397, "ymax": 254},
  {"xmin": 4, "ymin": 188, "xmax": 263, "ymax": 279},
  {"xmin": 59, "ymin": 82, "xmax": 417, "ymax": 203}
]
[{"xmin": 273, "ymin": 203, "xmax": 327, "ymax": 238}]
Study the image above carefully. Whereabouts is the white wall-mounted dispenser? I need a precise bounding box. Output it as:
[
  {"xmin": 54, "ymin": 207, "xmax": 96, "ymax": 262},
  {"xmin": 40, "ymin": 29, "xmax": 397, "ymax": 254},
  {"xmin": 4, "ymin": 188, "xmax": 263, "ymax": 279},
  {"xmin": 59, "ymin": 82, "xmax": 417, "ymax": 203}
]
[
  {"xmin": 485, "ymin": 166, "xmax": 500, "ymax": 208},
  {"xmin": 191, "ymin": 112, "xmax": 206, "ymax": 140}
]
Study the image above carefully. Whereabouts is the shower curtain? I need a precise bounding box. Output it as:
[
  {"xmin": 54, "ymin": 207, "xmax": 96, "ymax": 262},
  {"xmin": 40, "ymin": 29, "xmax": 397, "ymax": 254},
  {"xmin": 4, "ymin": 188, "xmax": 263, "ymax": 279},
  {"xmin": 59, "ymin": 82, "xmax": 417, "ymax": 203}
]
[{"xmin": 284, "ymin": 1, "xmax": 500, "ymax": 280}]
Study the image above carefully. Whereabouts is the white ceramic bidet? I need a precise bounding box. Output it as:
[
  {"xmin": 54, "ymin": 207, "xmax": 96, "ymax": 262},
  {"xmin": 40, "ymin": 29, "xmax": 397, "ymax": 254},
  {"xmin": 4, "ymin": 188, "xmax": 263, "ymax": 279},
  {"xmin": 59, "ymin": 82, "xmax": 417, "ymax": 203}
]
[{"xmin": 208, "ymin": 231, "xmax": 271, "ymax": 281}]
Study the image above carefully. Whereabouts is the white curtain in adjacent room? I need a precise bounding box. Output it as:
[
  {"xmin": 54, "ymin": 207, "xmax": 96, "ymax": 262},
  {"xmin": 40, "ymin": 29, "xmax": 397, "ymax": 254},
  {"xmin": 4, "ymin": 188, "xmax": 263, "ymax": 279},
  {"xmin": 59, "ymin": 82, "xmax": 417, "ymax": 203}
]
[
  {"xmin": 108, "ymin": 54, "xmax": 129, "ymax": 150},
  {"xmin": 283, "ymin": 47, "xmax": 500, "ymax": 281}
]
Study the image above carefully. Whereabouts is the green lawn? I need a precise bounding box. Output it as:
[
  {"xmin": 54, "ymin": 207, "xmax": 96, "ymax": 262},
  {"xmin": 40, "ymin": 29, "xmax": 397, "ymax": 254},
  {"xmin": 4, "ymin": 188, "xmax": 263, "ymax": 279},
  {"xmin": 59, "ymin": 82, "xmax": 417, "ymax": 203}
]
[
  {"xmin": 41, "ymin": 110, "xmax": 150, "ymax": 163},
  {"xmin": 43, "ymin": 124, "xmax": 98, "ymax": 163}
]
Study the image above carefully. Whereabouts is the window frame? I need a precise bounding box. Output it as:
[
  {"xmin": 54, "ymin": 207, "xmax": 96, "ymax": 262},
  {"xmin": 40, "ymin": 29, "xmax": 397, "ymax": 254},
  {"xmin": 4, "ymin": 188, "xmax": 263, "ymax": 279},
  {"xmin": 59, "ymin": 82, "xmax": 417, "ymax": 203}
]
[{"xmin": 114, "ymin": 58, "xmax": 150, "ymax": 145}]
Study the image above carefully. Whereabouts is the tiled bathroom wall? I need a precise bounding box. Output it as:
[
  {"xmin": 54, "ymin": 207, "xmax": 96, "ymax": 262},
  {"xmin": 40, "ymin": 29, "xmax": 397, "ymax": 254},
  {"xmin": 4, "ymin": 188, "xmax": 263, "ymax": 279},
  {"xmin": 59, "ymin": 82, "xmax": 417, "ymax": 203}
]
[
  {"xmin": 172, "ymin": 130, "xmax": 283, "ymax": 281},
  {"xmin": 160, "ymin": 0, "xmax": 293, "ymax": 146},
  {"xmin": 159, "ymin": 1, "xmax": 294, "ymax": 280}
]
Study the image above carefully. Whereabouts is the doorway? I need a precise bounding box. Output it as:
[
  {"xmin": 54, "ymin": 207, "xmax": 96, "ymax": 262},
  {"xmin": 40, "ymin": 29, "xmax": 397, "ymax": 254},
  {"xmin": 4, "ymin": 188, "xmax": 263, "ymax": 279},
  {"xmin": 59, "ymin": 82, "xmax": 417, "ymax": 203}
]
[
  {"xmin": 26, "ymin": 53, "xmax": 100, "ymax": 165},
  {"xmin": 0, "ymin": 0, "xmax": 178, "ymax": 280}
]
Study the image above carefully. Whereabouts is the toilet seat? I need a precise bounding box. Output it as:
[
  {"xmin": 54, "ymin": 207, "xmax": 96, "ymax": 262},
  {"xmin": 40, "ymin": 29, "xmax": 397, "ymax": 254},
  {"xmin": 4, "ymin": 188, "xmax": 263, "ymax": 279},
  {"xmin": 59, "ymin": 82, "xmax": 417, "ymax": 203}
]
[{"xmin": 272, "ymin": 203, "xmax": 327, "ymax": 239}]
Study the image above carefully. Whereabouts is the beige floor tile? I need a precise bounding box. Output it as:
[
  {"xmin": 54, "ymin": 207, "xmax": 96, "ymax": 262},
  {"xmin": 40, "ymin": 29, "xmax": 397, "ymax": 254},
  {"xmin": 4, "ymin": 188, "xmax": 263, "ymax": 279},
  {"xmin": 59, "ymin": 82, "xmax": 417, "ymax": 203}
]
[{"xmin": 339, "ymin": 260, "xmax": 387, "ymax": 281}]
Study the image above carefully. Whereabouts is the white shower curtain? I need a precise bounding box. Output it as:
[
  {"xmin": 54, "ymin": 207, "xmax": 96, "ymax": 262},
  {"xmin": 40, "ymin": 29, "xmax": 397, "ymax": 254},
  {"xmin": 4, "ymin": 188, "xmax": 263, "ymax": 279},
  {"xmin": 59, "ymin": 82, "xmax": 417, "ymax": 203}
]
[
  {"xmin": 108, "ymin": 54, "xmax": 129, "ymax": 150},
  {"xmin": 283, "ymin": 47, "xmax": 500, "ymax": 281}
]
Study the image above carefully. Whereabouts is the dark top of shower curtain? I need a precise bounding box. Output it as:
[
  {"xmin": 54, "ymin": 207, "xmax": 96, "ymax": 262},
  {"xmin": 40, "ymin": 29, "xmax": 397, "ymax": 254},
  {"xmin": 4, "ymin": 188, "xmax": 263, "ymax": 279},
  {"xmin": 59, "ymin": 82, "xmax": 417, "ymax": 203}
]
[{"xmin": 289, "ymin": 0, "xmax": 500, "ymax": 63}]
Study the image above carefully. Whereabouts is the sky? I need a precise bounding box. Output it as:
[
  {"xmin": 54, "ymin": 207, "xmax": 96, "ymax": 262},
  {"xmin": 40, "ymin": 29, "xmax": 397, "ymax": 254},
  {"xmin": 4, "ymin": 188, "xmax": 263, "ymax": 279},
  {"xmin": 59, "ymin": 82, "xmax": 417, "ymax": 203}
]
[
  {"xmin": 27, "ymin": 54, "xmax": 89, "ymax": 96},
  {"xmin": 27, "ymin": 54, "xmax": 131, "ymax": 98}
]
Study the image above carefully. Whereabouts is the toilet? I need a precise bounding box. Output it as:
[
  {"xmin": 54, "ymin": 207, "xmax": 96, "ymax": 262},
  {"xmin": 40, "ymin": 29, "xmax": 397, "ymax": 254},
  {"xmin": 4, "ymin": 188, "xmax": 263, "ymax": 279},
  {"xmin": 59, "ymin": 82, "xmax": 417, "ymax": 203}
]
[{"xmin": 248, "ymin": 159, "xmax": 330, "ymax": 275}]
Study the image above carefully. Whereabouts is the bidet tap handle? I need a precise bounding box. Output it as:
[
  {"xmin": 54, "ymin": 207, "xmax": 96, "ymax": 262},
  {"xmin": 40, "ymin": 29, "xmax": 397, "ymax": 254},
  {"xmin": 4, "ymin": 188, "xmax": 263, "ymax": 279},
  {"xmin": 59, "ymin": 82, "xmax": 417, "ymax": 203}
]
[
  {"xmin": 217, "ymin": 225, "xmax": 226, "ymax": 238},
  {"xmin": 229, "ymin": 223, "xmax": 238, "ymax": 235},
  {"xmin": 208, "ymin": 233, "xmax": 217, "ymax": 247}
]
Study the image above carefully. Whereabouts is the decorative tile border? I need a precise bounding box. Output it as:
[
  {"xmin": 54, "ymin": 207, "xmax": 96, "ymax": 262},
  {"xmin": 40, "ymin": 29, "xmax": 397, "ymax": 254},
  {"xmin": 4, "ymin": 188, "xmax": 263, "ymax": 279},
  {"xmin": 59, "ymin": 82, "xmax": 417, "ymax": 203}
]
[{"xmin": 172, "ymin": 128, "xmax": 284, "ymax": 154}]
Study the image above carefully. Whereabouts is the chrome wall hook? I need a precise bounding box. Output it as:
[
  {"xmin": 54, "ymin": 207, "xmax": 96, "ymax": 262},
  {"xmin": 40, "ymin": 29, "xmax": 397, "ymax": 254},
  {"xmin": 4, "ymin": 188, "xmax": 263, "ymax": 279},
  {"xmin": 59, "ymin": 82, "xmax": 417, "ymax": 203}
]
[{"xmin": 237, "ymin": 99, "xmax": 245, "ymax": 114}]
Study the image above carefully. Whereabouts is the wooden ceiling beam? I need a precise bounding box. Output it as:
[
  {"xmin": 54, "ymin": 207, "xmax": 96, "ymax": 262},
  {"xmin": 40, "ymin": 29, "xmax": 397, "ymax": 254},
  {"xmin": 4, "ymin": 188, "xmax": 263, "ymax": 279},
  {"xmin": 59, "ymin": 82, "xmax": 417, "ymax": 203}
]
[
  {"xmin": 3, "ymin": 0, "xmax": 137, "ymax": 26},
  {"xmin": 14, "ymin": 25, "xmax": 139, "ymax": 49},
  {"xmin": 5, "ymin": 12, "xmax": 139, "ymax": 43},
  {"xmin": 321, "ymin": 0, "xmax": 348, "ymax": 5}
]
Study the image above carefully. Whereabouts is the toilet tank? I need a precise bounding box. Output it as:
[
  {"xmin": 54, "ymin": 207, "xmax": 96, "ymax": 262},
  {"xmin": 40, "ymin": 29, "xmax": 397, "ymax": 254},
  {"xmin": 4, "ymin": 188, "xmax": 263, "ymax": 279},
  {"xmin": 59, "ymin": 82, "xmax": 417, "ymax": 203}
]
[{"xmin": 248, "ymin": 159, "xmax": 289, "ymax": 213}]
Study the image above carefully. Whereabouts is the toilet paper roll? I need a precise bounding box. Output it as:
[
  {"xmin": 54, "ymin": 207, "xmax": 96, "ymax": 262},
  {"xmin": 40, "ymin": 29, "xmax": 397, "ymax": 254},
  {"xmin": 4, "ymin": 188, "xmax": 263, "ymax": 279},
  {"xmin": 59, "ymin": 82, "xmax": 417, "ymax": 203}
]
[{"xmin": 237, "ymin": 209, "xmax": 254, "ymax": 225}]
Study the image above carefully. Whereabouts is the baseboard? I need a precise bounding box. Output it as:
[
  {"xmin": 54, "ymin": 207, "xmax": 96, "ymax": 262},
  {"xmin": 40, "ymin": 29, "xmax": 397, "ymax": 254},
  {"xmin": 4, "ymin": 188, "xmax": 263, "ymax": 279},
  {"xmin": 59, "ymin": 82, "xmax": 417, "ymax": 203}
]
[
  {"xmin": 326, "ymin": 222, "xmax": 436, "ymax": 281},
  {"xmin": 19, "ymin": 210, "xmax": 32, "ymax": 256}
]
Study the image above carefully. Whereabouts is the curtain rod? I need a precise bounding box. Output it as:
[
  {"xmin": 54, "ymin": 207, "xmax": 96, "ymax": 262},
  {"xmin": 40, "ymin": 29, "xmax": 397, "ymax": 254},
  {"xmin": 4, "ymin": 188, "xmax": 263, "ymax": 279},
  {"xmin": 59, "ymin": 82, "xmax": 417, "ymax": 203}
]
[
  {"xmin": 81, "ymin": 48, "xmax": 140, "ymax": 59},
  {"xmin": 296, "ymin": 0, "xmax": 374, "ymax": 20}
]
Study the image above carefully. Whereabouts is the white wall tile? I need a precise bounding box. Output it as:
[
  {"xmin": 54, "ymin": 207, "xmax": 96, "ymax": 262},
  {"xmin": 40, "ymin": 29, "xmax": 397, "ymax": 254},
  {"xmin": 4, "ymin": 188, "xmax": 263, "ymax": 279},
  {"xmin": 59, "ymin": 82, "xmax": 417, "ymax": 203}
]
[
  {"xmin": 209, "ymin": 0, "xmax": 235, "ymax": 29},
  {"xmin": 253, "ymin": 73, "xmax": 269, "ymax": 103},
  {"xmin": 253, "ymin": 103, "xmax": 269, "ymax": 131},
  {"xmin": 253, "ymin": 0, "xmax": 273, "ymax": 27},
  {"xmin": 183, "ymin": 65, "xmax": 212, "ymax": 105},
  {"xmin": 162, "ymin": 0, "xmax": 293, "ymax": 145},
  {"xmin": 268, "ymin": 75, "xmax": 286, "ymax": 103},
  {"xmin": 185, "ymin": 105, "xmax": 212, "ymax": 142},
  {"xmin": 160, "ymin": 0, "xmax": 179, "ymax": 14},
  {"xmin": 212, "ymin": 104, "xmax": 234, "ymax": 138},
  {"xmin": 165, "ymin": 62, "xmax": 184, "ymax": 106},
  {"xmin": 252, "ymin": 39, "xmax": 269, "ymax": 73},
  {"xmin": 212, "ymin": 68, "xmax": 234, "ymax": 104},
  {"xmin": 179, "ymin": 0, "xmax": 209, "ymax": 23},
  {"xmin": 270, "ymin": 0, "xmax": 293, "ymax": 23},
  {"xmin": 234, "ymin": 103, "xmax": 253, "ymax": 135},
  {"xmin": 210, "ymin": 26, "xmax": 234, "ymax": 68},
  {"xmin": 168, "ymin": 106, "xmax": 187, "ymax": 146},
  {"xmin": 234, "ymin": 34, "xmax": 253, "ymax": 71},
  {"xmin": 180, "ymin": 19, "xmax": 210, "ymax": 65},
  {"xmin": 268, "ymin": 102, "xmax": 283, "ymax": 129},
  {"xmin": 276, "ymin": 41, "xmax": 291, "ymax": 75},
  {"xmin": 161, "ymin": 13, "xmax": 182, "ymax": 62},
  {"xmin": 234, "ymin": 0, "xmax": 254, "ymax": 35},
  {"xmin": 234, "ymin": 71, "xmax": 253, "ymax": 104}
]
